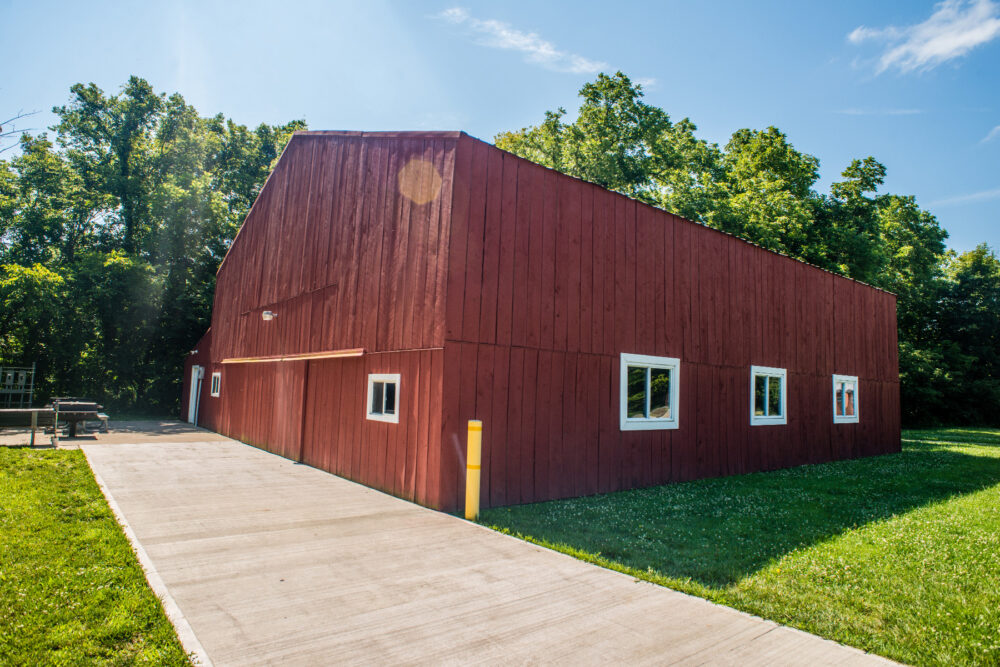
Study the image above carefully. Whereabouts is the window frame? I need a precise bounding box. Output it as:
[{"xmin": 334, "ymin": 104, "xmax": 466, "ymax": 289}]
[
  {"xmin": 832, "ymin": 374, "xmax": 860, "ymax": 424},
  {"xmin": 366, "ymin": 373, "xmax": 400, "ymax": 424},
  {"xmin": 750, "ymin": 365, "xmax": 787, "ymax": 426},
  {"xmin": 210, "ymin": 371, "xmax": 221, "ymax": 398},
  {"xmin": 619, "ymin": 353, "xmax": 680, "ymax": 431}
]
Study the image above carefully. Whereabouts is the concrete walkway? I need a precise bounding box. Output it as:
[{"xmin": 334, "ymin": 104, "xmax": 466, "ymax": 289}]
[{"xmin": 82, "ymin": 431, "xmax": 897, "ymax": 666}]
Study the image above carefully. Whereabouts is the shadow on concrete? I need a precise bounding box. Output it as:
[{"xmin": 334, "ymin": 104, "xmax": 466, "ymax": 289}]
[
  {"xmin": 83, "ymin": 420, "xmax": 232, "ymax": 445},
  {"xmin": 107, "ymin": 420, "xmax": 206, "ymax": 434}
]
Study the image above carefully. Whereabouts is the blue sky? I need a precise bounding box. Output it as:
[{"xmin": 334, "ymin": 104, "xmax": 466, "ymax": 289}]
[{"xmin": 3, "ymin": 0, "xmax": 998, "ymax": 252}]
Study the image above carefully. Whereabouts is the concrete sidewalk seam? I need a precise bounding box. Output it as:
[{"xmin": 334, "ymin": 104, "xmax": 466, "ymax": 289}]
[{"xmin": 82, "ymin": 445, "xmax": 214, "ymax": 667}]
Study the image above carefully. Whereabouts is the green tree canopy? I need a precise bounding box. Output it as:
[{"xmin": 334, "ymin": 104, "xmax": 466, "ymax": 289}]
[{"xmin": 1, "ymin": 77, "xmax": 304, "ymax": 410}]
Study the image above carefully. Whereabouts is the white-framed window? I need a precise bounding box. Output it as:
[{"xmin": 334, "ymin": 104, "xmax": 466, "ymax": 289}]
[
  {"xmin": 833, "ymin": 374, "xmax": 859, "ymax": 424},
  {"xmin": 366, "ymin": 373, "xmax": 400, "ymax": 423},
  {"xmin": 210, "ymin": 371, "xmax": 221, "ymax": 397},
  {"xmin": 750, "ymin": 366, "xmax": 786, "ymax": 425},
  {"xmin": 620, "ymin": 353, "xmax": 680, "ymax": 431}
]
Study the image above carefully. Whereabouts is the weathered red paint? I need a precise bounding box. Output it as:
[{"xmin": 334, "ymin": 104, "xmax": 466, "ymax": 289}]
[{"xmin": 184, "ymin": 131, "xmax": 901, "ymax": 513}]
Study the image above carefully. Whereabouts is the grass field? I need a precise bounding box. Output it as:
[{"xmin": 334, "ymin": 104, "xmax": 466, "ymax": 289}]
[
  {"xmin": 481, "ymin": 428, "xmax": 1000, "ymax": 666},
  {"xmin": 0, "ymin": 448, "xmax": 190, "ymax": 665}
]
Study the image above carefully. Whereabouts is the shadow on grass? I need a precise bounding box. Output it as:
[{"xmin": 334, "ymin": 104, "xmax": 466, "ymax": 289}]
[{"xmin": 481, "ymin": 437, "xmax": 1000, "ymax": 588}]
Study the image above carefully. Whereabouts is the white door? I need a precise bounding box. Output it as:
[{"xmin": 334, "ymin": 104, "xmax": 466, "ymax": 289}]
[{"xmin": 188, "ymin": 365, "xmax": 203, "ymax": 424}]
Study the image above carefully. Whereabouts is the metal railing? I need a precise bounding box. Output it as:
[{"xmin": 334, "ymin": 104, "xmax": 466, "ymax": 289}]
[{"xmin": 0, "ymin": 363, "xmax": 35, "ymax": 408}]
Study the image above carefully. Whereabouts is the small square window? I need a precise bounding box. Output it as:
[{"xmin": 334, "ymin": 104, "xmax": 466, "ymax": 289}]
[
  {"xmin": 367, "ymin": 373, "xmax": 400, "ymax": 423},
  {"xmin": 833, "ymin": 374, "xmax": 859, "ymax": 424},
  {"xmin": 751, "ymin": 366, "xmax": 786, "ymax": 425},
  {"xmin": 210, "ymin": 372, "xmax": 221, "ymax": 397},
  {"xmin": 620, "ymin": 353, "xmax": 680, "ymax": 431}
]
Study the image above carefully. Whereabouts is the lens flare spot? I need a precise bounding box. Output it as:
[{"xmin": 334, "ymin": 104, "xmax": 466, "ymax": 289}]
[{"xmin": 397, "ymin": 158, "xmax": 443, "ymax": 205}]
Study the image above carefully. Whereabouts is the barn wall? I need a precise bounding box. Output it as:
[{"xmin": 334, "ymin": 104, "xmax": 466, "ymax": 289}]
[
  {"xmin": 188, "ymin": 132, "xmax": 456, "ymax": 508},
  {"xmin": 439, "ymin": 135, "xmax": 901, "ymax": 512},
  {"xmin": 184, "ymin": 130, "xmax": 901, "ymax": 515},
  {"xmin": 197, "ymin": 360, "xmax": 307, "ymax": 460},
  {"xmin": 298, "ymin": 349, "xmax": 444, "ymax": 508},
  {"xmin": 211, "ymin": 131, "xmax": 458, "ymax": 361}
]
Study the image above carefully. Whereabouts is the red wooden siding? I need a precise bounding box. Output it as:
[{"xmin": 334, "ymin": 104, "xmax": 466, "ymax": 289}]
[
  {"xmin": 184, "ymin": 130, "xmax": 900, "ymax": 515},
  {"xmin": 439, "ymin": 133, "xmax": 901, "ymax": 513},
  {"xmin": 211, "ymin": 132, "xmax": 458, "ymax": 362},
  {"xmin": 189, "ymin": 132, "xmax": 457, "ymax": 508},
  {"xmin": 297, "ymin": 349, "xmax": 444, "ymax": 507}
]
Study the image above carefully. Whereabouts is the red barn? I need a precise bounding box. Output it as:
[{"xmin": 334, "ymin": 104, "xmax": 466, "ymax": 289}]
[{"xmin": 182, "ymin": 131, "xmax": 901, "ymax": 512}]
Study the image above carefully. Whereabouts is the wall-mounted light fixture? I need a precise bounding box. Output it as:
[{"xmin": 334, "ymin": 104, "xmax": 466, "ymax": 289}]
[{"xmin": 262, "ymin": 311, "xmax": 277, "ymax": 321}]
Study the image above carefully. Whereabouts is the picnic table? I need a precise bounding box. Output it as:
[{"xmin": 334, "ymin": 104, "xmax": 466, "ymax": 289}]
[{"xmin": 47, "ymin": 398, "xmax": 105, "ymax": 437}]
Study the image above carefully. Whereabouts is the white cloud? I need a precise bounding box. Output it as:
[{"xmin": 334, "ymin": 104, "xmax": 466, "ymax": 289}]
[
  {"xmin": 928, "ymin": 186, "xmax": 1000, "ymax": 206},
  {"xmin": 634, "ymin": 77, "xmax": 658, "ymax": 89},
  {"xmin": 835, "ymin": 108, "xmax": 923, "ymax": 116},
  {"xmin": 981, "ymin": 124, "xmax": 1000, "ymax": 143},
  {"xmin": 437, "ymin": 7, "xmax": 608, "ymax": 74},
  {"xmin": 848, "ymin": 25, "xmax": 902, "ymax": 44},
  {"xmin": 848, "ymin": 0, "xmax": 1000, "ymax": 73}
]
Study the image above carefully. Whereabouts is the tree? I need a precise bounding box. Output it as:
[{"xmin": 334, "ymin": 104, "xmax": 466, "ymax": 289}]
[
  {"xmin": 0, "ymin": 76, "xmax": 304, "ymax": 411},
  {"xmin": 937, "ymin": 244, "xmax": 1000, "ymax": 423},
  {"xmin": 0, "ymin": 263, "xmax": 84, "ymax": 400},
  {"xmin": 497, "ymin": 72, "xmax": 712, "ymax": 205},
  {"xmin": 813, "ymin": 157, "xmax": 889, "ymax": 284},
  {"xmin": 875, "ymin": 194, "xmax": 948, "ymax": 344},
  {"xmin": 0, "ymin": 110, "xmax": 38, "ymax": 154},
  {"xmin": 53, "ymin": 77, "xmax": 164, "ymax": 255},
  {"xmin": 716, "ymin": 126, "xmax": 821, "ymax": 257},
  {"xmin": 2, "ymin": 134, "xmax": 108, "ymax": 265}
]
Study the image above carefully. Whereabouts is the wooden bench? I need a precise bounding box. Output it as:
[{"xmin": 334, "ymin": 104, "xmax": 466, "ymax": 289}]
[
  {"xmin": 0, "ymin": 408, "xmax": 58, "ymax": 446},
  {"xmin": 93, "ymin": 413, "xmax": 109, "ymax": 433}
]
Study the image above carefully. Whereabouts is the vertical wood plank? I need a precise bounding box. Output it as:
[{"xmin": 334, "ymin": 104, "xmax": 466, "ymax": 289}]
[
  {"xmin": 505, "ymin": 346, "xmax": 525, "ymax": 504},
  {"xmin": 495, "ymin": 156, "xmax": 518, "ymax": 347},
  {"xmin": 489, "ymin": 345, "xmax": 510, "ymax": 508},
  {"xmin": 461, "ymin": 142, "xmax": 488, "ymax": 343},
  {"xmin": 511, "ymin": 160, "xmax": 533, "ymax": 347},
  {"xmin": 579, "ymin": 185, "xmax": 594, "ymax": 354},
  {"xmin": 519, "ymin": 348, "xmax": 539, "ymax": 505},
  {"xmin": 445, "ymin": 137, "xmax": 472, "ymax": 341},
  {"xmin": 478, "ymin": 149, "xmax": 504, "ymax": 345}
]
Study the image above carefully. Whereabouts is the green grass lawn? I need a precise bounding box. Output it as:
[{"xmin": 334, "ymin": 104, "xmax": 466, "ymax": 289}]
[
  {"xmin": 481, "ymin": 428, "xmax": 1000, "ymax": 666},
  {"xmin": 0, "ymin": 448, "xmax": 190, "ymax": 665}
]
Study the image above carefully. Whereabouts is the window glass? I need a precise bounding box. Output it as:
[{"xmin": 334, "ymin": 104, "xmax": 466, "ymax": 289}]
[
  {"xmin": 754, "ymin": 376, "xmax": 767, "ymax": 416},
  {"xmin": 649, "ymin": 368, "xmax": 671, "ymax": 418},
  {"xmin": 371, "ymin": 381, "xmax": 384, "ymax": 415},
  {"xmin": 627, "ymin": 366, "xmax": 646, "ymax": 418},
  {"xmin": 384, "ymin": 382, "xmax": 396, "ymax": 415},
  {"xmin": 768, "ymin": 376, "xmax": 782, "ymax": 416},
  {"xmin": 844, "ymin": 384, "xmax": 855, "ymax": 416}
]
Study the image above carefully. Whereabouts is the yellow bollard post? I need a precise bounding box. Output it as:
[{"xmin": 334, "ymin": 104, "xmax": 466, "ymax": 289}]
[{"xmin": 465, "ymin": 420, "xmax": 482, "ymax": 520}]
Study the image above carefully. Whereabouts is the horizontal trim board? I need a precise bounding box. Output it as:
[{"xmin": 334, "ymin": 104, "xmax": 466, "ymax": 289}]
[{"xmin": 221, "ymin": 348, "xmax": 365, "ymax": 364}]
